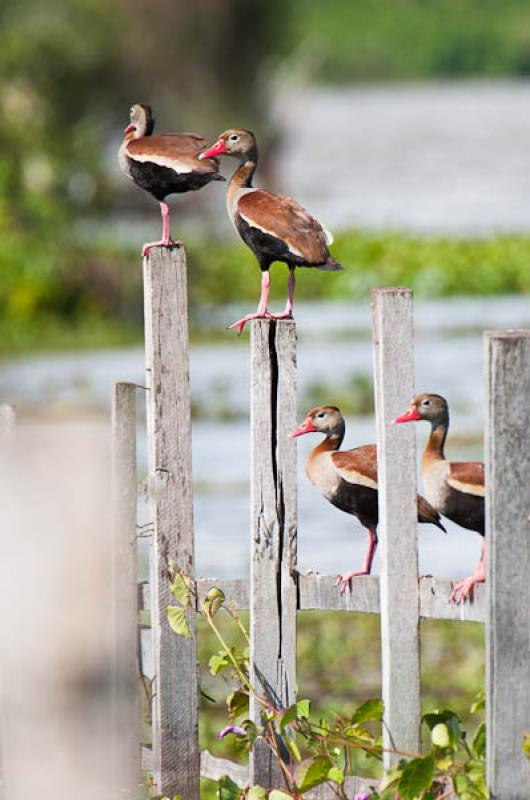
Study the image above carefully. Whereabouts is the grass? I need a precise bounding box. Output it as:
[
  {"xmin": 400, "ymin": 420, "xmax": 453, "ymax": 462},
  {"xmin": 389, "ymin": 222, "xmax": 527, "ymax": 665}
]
[{"xmin": 3, "ymin": 227, "xmax": 530, "ymax": 356}]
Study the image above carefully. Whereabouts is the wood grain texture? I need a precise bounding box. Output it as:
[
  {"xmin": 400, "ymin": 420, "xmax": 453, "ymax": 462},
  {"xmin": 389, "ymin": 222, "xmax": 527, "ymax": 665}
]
[
  {"xmin": 0, "ymin": 404, "xmax": 15, "ymax": 436},
  {"xmin": 419, "ymin": 577, "xmax": 485, "ymax": 623},
  {"xmin": 372, "ymin": 287, "xmax": 421, "ymax": 768},
  {"xmin": 111, "ymin": 382, "xmax": 140, "ymax": 794},
  {"xmin": 249, "ymin": 319, "xmax": 297, "ymax": 789},
  {"xmin": 485, "ymin": 330, "xmax": 530, "ymax": 798},
  {"xmin": 143, "ymin": 245, "xmax": 199, "ymax": 798}
]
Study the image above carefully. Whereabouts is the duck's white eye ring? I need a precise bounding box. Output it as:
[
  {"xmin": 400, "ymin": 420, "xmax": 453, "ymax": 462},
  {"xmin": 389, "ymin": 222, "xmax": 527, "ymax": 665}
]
[
  {"xmin": 422, "ymin": 399, "xmax": 431, "ymax": 406},
  {"xmin": 316, "ymin": 412, "xmax": 326, "ymax": 419},
  {"xmin": 129, "ymin": 107, "xmax": 134, "ymax": 115},
  {"xmin": 229, "ymin": 134, "xmax": 239, "ymax": 142}
]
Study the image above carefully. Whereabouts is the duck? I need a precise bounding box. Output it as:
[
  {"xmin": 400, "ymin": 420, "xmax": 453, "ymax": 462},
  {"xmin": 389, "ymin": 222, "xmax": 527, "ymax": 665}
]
[
  {"xmin": 394, "ymin": 393, "xmax": 485, "ymax": 603},
  {"xmin": 289, "ymin": 405, "xmax": 446, "ymax": 592},
  {"xmin": 198, "ymin": 129, "xmax": 342, "ymax": 334},
  {"xmin": 118, "ymin": 103, "xmax": 224, "ymax": 257}
]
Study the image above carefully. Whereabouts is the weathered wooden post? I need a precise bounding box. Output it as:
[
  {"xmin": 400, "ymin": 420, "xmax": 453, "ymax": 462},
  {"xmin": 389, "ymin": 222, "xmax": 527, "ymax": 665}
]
[
  {"xmin": 0, "ymin": 404, "xmax": 15, "ymax": 436},
  {"xmin": 143, "ymin": 246, "xmax": 199, "ymax": 799},
  {"xmin": 485, "ymin": 330, "xmax": 530, "ymax": 798},
  {"xmin": 249, "ymin": 319, "xmax": 298, "ymax": 788},
  {"xmin": 372, "ymin": 287, "xmax": 421, "ymax": 767},
  {"xmin": 111, "ymin": 382, "xmax": 140, "ymax": 796},
  {"xmin": 0, "ymin": 404, "xmax": 15, "ymax": 799}
]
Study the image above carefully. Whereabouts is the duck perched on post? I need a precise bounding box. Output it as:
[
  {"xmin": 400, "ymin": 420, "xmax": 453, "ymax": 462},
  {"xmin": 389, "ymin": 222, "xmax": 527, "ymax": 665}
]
[
  {"xmin": 394, "ymin": 393, "xmax": 485, "ymax": 603},
  {"xmin": 289, "ymin": 405, "xmax": 445, "ymax": 592},
  {"xmin": 199, "ymin": 129, "xmax": 342, "ymax": 334},
  {"xmin": 118, "ymin": 103, "xmax": 224, "ymax": 257}
]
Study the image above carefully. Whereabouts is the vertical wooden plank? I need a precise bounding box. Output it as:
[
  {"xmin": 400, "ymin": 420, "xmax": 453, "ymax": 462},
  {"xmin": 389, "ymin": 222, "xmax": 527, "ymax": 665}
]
[
  {"xmin": 143, "ymin": 245, "xmax": 199, "ymax": 799},
  {"xmin": 0, "ymin": 404, "xmax": 15, "ymax": 436},
  {"xmin": 249, "ymin": 319, "xmax": 297, "ymax": 788},
  {"xmin": 0, "ymin": 404, "xmax": 14, "ymax": 799},
  {"xmin": 372, "ymin": 287, "xmax": 421, "ymax": 768},
  {"xmin": 485, "ymin": 330, "xmax": 530, "ymax": 799},
  {"xmin": 111, "ymin": 382, "xmax": 140, "ymax": 796}
]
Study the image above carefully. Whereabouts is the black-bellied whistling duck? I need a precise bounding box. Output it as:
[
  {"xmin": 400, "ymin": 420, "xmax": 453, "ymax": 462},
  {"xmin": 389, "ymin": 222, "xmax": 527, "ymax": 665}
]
[
  {"xmin": 394, "ymin": 393, "xmax": 485, "ymax": 604},
  {"xmin": 118, "ymin": 103, "xmax": 224, "ymax": 257},
  {"xmin": 198, "ymin": 129, "xmax": 342, "ymax": 334},
  {"xmin": 289, "ymin": 405, "xmax": 446, "ymax": 593}
]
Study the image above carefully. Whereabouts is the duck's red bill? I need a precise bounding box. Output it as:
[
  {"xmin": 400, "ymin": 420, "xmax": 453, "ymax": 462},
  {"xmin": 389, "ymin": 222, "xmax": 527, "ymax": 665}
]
[
  {"xmin": 394, "ymin": 406, "xmax": 422, "ymax": 424},
  {"xmin": 124, "ymin": 123, "xmax": 136, "ymax": 134},
  {"xmin": 199, "ymin": 139, "xmax": 226, "ymax": 159},
  {"xmin": 288, "ymin": 418, "xmax": 316, "ymax": 438}
]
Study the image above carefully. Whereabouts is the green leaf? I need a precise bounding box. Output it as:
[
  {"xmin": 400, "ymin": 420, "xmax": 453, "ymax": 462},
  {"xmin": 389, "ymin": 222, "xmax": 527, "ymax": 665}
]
[
  {"xmin": 209, "ymin": 651, "xmax": 231, "ymax": 676},
  {"xmin": 470, "ymin": 691, "xmax": 485, "ymax": 714},
  {"xmin": 226, "ymin": 690, "xmax": 249, "ymax": 719},
  {"xmin": 397, "ymin": 755, "xmax": 435, "ymax": 800},
  {"xmin": 167, "ymin": 606, "xmax": 191, "ymax": 638},
  {"xmin": 217, "ymin": 774, "xmax": 240, "ymax": 800},
  {"xmin": 269, "ymin": 792, "xmax": 293, "ymax": 800},
  {"xmin": 471, "ymin": 721, "xmax": 486, "ymax": 759},
  {"xmin": 423, "ymin": 710, "xmax": 461, "ymax": 749},
  {"xmin": 204, "ymin": 587, "xmax": 225, "ymax": 617},
  {"xmin": 327, "ymin": 766, "xmax": 344, "ymax": 784},
  {"xmin": 453, "ymin": 771, "xmax": 487, "ymax": 799},
  {"xmin": 431, "ymin": 722, "xmax": 451, "ymax": 748},
  {"xmin": 351, "ymin": 698, "xmax": 384, "ymax": 724},
  {"xmin": 247, "ymin": 787, "xmax": 267, "ymax": 800},
  {"xmin": 170, "ymin": 571, "xmax": 191, "ymax": 606},
  {"xmin": 286, "ymin": 735, "xmax": 301, "ymax": 763},
  {"xmin": 296, "ymin": 698, "xmax": 311, "ymax": 719},
  {"xmin": 295, "ymin": 755, "xmax": 333, "ymax": 793}
]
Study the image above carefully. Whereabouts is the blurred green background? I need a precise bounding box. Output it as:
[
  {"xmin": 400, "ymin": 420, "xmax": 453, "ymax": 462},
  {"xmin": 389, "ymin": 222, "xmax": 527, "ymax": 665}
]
[{"xmin": 3, "ymin": 0, "xmax": 530, "ymax": 353}]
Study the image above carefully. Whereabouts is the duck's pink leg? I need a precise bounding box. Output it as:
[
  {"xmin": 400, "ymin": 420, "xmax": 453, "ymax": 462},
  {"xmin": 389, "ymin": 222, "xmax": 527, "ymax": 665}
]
[
  {"xmin": 268, "ymin": 268, "xmax": 295, "ymax": 321},
  {"xmin": 336, "ymin": 527, "xmax": 378, "ymax": 593},
  {"xmin": 228, "ymin": 271, "xmax": 271, "ymax": 335},
  {"xmin": 142, "ymin": 202, "xmax": 177, "ymax": 257},
  {"xmin": 450, "ymin": 539, "xmax": 486, "ymax": 604}
]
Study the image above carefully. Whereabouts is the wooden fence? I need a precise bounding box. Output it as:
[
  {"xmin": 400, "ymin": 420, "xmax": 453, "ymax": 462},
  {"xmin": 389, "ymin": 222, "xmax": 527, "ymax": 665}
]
[
  {"xmin": 108, "ymin": 247, "xmax": 530, "ymax": 799},
  {"xmin": 33, "ymin": 246, "xmax": 529, "ymax": 798}
]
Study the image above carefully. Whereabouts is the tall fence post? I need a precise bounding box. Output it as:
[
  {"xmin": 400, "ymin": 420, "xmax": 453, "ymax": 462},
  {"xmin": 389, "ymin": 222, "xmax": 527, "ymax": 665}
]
[
  {"xmin": 485, "ymin": 330, "xmax": 530, "ymax": 798},
  {"xmin": 249, "ymin": 319, "xmax": 298, "ymax": 789},
  {"xmin": 372, "ymin": 287, "xmax": 421, "ymax": 768},
  {"xmin": 0, "ymin": 404, "xmax": 15, "ymax": 437},
  {"xmin": 111, "ymin": 382, "xmax": 140, "ymax": 796},
  {"xmin": 0, "ymin": 404, "xmax": 15, "ymax": 799},
  {"xmin": 143, "ymin": 245, "xmax": 199, "ymax": 799}
]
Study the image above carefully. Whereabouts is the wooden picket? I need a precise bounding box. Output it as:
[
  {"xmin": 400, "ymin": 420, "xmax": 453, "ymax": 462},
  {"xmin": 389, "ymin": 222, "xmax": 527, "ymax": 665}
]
[{"xmin": 103, "ymin": 246, "xmax": 527, "ymax": 799}]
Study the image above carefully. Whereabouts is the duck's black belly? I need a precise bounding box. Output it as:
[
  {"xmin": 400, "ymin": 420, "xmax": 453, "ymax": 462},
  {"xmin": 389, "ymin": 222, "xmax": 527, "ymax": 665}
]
[
  {"xmin": 443, "ymin": 488, "xmax": 485, "ymax": 536},
  {"xmin": 329, "ymin": 479, "xmax": 379, "ymax": 531},
  {"xmin": 129, "ymin": 159, "xmax": 214, "ymax": 201},
  {"xmin": 237, "ymin": 216, "xmax": 315, "ymax": 271}
]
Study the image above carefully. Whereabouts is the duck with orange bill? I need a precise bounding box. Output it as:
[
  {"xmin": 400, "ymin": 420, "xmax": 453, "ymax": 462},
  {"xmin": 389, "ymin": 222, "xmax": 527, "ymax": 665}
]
[
  {"xmin": 394, "ymin": 393, "xmax": 485, "ymax": 603},
  {"xmin": 199, "ymin": 129, "xmax": 342, "ymax": 334},
  {"xmin": 289, "ymin": 405, "xmax": 446, "ymax": 593},
  {"xmin": 118, "ymin": 104, "xmax": 224, "ymax": 257}
]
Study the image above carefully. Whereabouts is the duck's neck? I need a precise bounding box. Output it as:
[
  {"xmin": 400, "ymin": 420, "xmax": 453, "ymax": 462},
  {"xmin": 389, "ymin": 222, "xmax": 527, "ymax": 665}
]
[
  {"xmin": 311, "ymin": 430, "xmax": 344, "ymax": 458},
  {"xmin": 422, "ymin": 418, "xmax": 448, "ymax": 467},
  {"xmin": 230, "ymin": 160, "xmax": 256, "ymax": 189}
]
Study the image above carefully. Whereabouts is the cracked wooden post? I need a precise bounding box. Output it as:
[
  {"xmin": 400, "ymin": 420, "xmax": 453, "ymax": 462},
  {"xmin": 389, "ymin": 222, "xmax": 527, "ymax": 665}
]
[
  {"xmin": 485, "ymin": 330, "xmax": 530, "ymax": 798},
  {"xmin": 0, "ymin": 404, "xmax": 15, "ymax": 437},
  {"xmin": 249, "ymin": 319, "xmax": 297, "ymax": 788},
  {"xmin": 143, "ymin": 245, "xmax": 199, "ymax": 799},
  {"xmin": 111, "ymin": 381, "xmax": 140, "ymax": 796},
  {"xmin": 372, "ymin": 287, "xmax": 421, "ymax": 768}
]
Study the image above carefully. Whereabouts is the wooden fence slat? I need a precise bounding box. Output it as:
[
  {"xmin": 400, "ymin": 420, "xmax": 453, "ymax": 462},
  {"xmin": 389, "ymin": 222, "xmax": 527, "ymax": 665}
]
[
  {"xmin": 0, "ymin": 404, "xmax": 15, "ymax": 437},
  {"xmin": 485, "ymin": 330, "xmax": 530, "ymax": 798},
  {"xmin": 111, "ymin": 382, "xmax": 140, "ymax": 796},
  {"xmin": 0, "ymin": 404, "xmax": 14, "ymax": 799},
  {"xmin": 143, "ymin": 245, "xmax": 199, "ymax": 799},
  {"xmin": 249, "ymin": 319, "xmax": 297, "ymax": 789},
  {"xmin": 372, "ymin": 287, "xmax": 421, "ymax": 768}
]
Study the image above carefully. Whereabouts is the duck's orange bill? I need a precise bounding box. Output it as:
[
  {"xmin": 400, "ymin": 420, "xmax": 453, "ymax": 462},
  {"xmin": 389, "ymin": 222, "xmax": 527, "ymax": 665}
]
[
  {"xmin": 394, "ymin": 406, "xmax": 422, "ymax": 424},
  {"xmin": 288, "ymin": 418, "xmax": 317, "ymax": 438},
  {"xmin": 199, "ymin": 139, "xmax": 226, "ymax": 160}
]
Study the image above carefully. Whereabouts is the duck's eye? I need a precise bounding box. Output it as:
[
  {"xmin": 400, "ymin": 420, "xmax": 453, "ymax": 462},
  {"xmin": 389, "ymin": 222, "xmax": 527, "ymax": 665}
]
[
  {"xmin": 229, "ymin": 134, "xmax": 239, "ymax": 142},
  {"xmin": 422, "ymin": 399, "xmax": 431, "ymax": 406},
  {"xmin": 129, "ymin": 107, "xmax": 134, "ymax": 116},
  {"xmin": 316, "ymin": 412, "xmax": 326, "ymax": 419}
]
